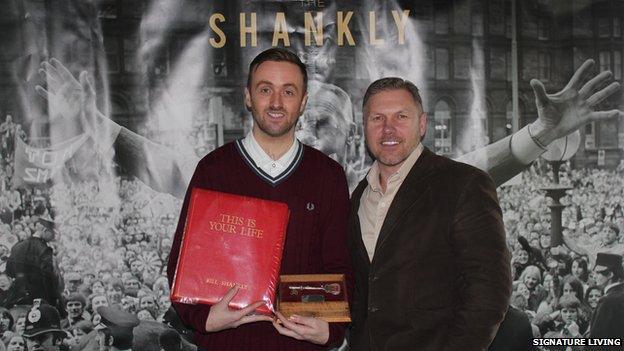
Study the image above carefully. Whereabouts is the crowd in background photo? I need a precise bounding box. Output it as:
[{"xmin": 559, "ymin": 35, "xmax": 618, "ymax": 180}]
[{"xmin": 0, "ymin": 114, "xmax": 623, "ymax": 350}]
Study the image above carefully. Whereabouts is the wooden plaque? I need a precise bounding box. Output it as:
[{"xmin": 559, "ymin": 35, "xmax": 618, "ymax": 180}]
[{"xmin": 277, "ymin": 274, "xmax": 351, "ymax": 323}]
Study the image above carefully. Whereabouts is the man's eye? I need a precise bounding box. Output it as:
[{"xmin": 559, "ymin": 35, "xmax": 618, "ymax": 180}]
[
  {"xmin": 284, "ymin": 90, "xmax": 295, "ymax": 96},
  {"xmin": 259, "ymin": 87, "xmax": 271, "ymax": 94}
]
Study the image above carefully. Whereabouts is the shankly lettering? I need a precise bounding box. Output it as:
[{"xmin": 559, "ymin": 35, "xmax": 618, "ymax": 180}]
[
  {"xmin": 207, "ymin": 10, "xmax": 411, "ymax": 48},
  {"xmin": 208, "ymin": 213, "xmax": 264, "ymax": 238}
]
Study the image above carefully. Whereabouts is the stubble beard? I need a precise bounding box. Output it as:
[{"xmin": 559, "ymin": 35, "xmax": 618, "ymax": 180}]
[
  {"xmin": 373, "ymin": 141, "xmax": 418, "ymax": 169},
  {"xmin": 376, "ymin": 153, "xmax": 408, "ymax": 168},
  {"xmin": 253, "ymin": 108, "xmax": 297, "ymax": 138}
]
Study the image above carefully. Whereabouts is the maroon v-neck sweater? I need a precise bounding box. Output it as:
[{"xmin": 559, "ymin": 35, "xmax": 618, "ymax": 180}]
[{"xmin": 167, "ymin": 141, "xmax": 353, "ymax": 350}]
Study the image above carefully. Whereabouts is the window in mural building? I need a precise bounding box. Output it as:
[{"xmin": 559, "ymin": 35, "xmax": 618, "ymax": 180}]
[
  {"xmin": 614, "ymin": 51, "xmax": 622, "ymax": 80},
  {"xmin": 104, "ymin": 36, "xmax": 120, "ymax": 73},
  {"xmin": 435, "ymin": 7, "xmax": 450, "ymax": 35},
  {"xmin": 416, "ymin": 3, "xmax": 434, "ymax": 32},
  {"xmin": 598, "ymin": 120, "xmax": 619, "ymax": 148},
  {"xmin": 598, "ymin": 17, "xmax": 611, "ymax": 38},
  {"xmin": 490, "ymin": 49, "xmax": 507, "ymax": 80},
  {"xmin": 572, "ymin": 2, "xmax": 592, "ymax": 37},
  {"xmin": 585, "ymin": 122, "xmax": 596, "ymax": 149},
  {"xmin": 615, "ymin": 17, "xmax": 622, "ymax": 38},
  {"xmin": 454, "ymin": 46, "xmax": 471, "ymax": 79},
  {"xmin": 123, "ymin": 36, "xmax": 138, "ymax": 73},
  {"xmin": 538, "ymin": 52, "xmax": 551, "ymax": 81},
  {"xmin": 521, "ymin": 8, "xmax": 538, "ymax": 38},
  {"xmin": 425, "ymin": 46, "xmax": 435, "ymax": 79},
  {"xmin": 434, "ymin": 100, "xmax": 453, "ymax": 156},
  {"xmin": 472, "ymin": 7, "xmax": 484, "ymax": 36},
  {"xmin": 489, "ymin": 0, "xmax": 505, "ymax": 35},
  {"xmin": 473, "ymin": 114, "xmax": 489, "ymax": 147},
  {"xmin": 454, "ymin": 1, "xmax": 471, "ymax": 34},
  {"xmin": 522, "ymin": 50, "xmax": 538, "ymax": 81},
  {"xmin": 435, "ymin": 48, "xmax": 450, "ymax": 80},
  {"xmin": 538, "ymin": 18, "xmax": 550, "ymax": 40},
  {"xmin": 599, "ymin": 51, "xmax": 612, "ymax": 73}
]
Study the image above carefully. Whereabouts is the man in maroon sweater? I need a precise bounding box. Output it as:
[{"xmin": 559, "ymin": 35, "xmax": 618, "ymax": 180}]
[{"xmin": 167, "ymin": 48, "xmax": 352, "ymax": 350}]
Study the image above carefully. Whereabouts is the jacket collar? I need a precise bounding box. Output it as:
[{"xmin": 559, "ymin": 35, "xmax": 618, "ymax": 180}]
[{"xmin": 352, "ymin": 148, "xmax": 439, "ymax": 265}]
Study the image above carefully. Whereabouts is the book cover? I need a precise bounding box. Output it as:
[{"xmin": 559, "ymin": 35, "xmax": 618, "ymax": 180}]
[{"xmin": 171, "ymin": 188, "xmax": 289, "ymax": 315}]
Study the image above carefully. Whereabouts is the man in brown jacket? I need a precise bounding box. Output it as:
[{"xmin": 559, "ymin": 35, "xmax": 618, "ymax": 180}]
[
  {"xmin": 348, "ymin": 58, "xmax": 621, "ymax": 350},
  {"xmin": 347, "ymin": 77, "xmax": 512, "ymax": 351}
]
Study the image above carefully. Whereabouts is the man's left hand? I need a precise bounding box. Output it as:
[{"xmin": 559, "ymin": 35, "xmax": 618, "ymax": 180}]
[{"xmin": 272, "ymin": 312, "xmax": 329, "ymax": 345}]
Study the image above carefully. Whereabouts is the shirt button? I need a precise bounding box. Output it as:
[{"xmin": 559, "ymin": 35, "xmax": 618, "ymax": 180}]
[
  {"xmin": 380, "ymin": 202, "xmax": 385, "ymax": 207},
  {"xmin": 271, "ymin": 163, "xmax": 276, "ymax": 168}
]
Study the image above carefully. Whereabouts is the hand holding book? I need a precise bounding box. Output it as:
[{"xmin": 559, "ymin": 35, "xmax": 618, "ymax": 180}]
[{"xmin": 204, "ymin": 285, "xmax": 273, "ymax": 332}]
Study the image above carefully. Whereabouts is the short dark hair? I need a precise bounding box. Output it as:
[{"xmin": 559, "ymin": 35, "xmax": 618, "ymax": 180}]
[
  {"xmin": 247, "ymin": 48, "xmax": 307, "ymax": 92},
  {"xmin": 362, "ymin": 77, "xmax": 423, "ymax": 112},
  {"xmin": 584, "ymin": 285, "xmax": 603, "ymax": 305},
  {"xmin": 557, "ymin": 294, "xmax": 581, "ymax": 310},
  {"xmin": 558, "ymin": 275, "xmax": 584, "ymax": 301},
  {"xmin": 67, "ymin": 293, "xmax": 86, "ymax": 306}
]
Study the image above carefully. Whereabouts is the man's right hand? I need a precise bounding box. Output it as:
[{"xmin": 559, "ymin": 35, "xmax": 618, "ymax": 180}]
[{"xmin": 204, "ymin": 285, "xmax": 273, "ymax": 332}]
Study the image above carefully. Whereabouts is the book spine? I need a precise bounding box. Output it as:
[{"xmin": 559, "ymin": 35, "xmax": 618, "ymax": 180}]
[
  {"xmin": 265, "ymin": 206, "xmax": 290, "ymax": 313},
  {"xmin": 170, "ymin": 188, "xmax": 200, "ymax": 304}
]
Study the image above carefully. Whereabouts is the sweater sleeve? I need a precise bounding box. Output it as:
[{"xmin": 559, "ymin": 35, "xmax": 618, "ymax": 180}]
[{"xmin": 167, "ymin": 160, "xmax": 212, "ymax": 333}]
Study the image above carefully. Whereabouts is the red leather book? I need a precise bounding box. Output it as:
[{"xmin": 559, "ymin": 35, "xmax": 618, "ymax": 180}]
[{"xmin": 170, "ymin": 188, "xmax": 289, "ymax": 315}]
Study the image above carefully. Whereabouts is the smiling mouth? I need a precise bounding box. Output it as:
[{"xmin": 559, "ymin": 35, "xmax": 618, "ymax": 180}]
[
  {"xmin": 266, "ymin": 111, "xmax": 286, "ymax": 119},
  {"xmin": 381, "ymin": 140, "xmax": 400, "ymax": 146}
]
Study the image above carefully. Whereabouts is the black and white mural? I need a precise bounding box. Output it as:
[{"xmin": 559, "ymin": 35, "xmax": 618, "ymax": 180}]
[{"xmin": 0, "ymin": 0, "xmax": 623, "ymax": 350}]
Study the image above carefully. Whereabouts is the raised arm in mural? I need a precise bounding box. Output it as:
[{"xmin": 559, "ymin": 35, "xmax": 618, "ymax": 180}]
[
  {"xmin": 36, "ymin": 58, "xmax": 192, "ymax": 198},
  {"xmin": 458, "ymin": 59, "xmax": 621, "ymax": 185},
  {"xmin": 562, "ymin": 222, "xmax": 624, "ymax": 266},
  {"xmin": 37, "ymin": 58, "xmax": 621, "ymax": 197}
]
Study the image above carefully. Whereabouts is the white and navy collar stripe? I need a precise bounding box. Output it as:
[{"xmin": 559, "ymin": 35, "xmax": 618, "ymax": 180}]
[{"xmin": 235, "ymin": 139, "xmax": 304, "ymax": 187}]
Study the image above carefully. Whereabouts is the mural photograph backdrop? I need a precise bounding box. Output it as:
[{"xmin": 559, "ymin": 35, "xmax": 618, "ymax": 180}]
[{"xmin": 0, "ymin": 0, "xmax": 623, "ymax": 349}]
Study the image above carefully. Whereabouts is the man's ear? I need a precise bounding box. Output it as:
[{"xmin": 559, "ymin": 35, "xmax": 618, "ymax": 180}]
[
  {"xmin": 244, "ymin": 87, "xmax": 252, "ymax": 112},
  {"xmin": 419, "ymin": 112, "xmax": 428, "ymax": 139},
  {"xmin": 299, "ymin": 92, "xmax": 308, "ymax": 115}
]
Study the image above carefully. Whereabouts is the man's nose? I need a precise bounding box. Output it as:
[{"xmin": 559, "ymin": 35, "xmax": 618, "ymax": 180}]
[
  {"xmin": 382, "ymin": 118, "xmax": 396, "ymax": 133},
  {"xmin": 270, "ymin": 92, "xmax": 283, "ymax": 109}
]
